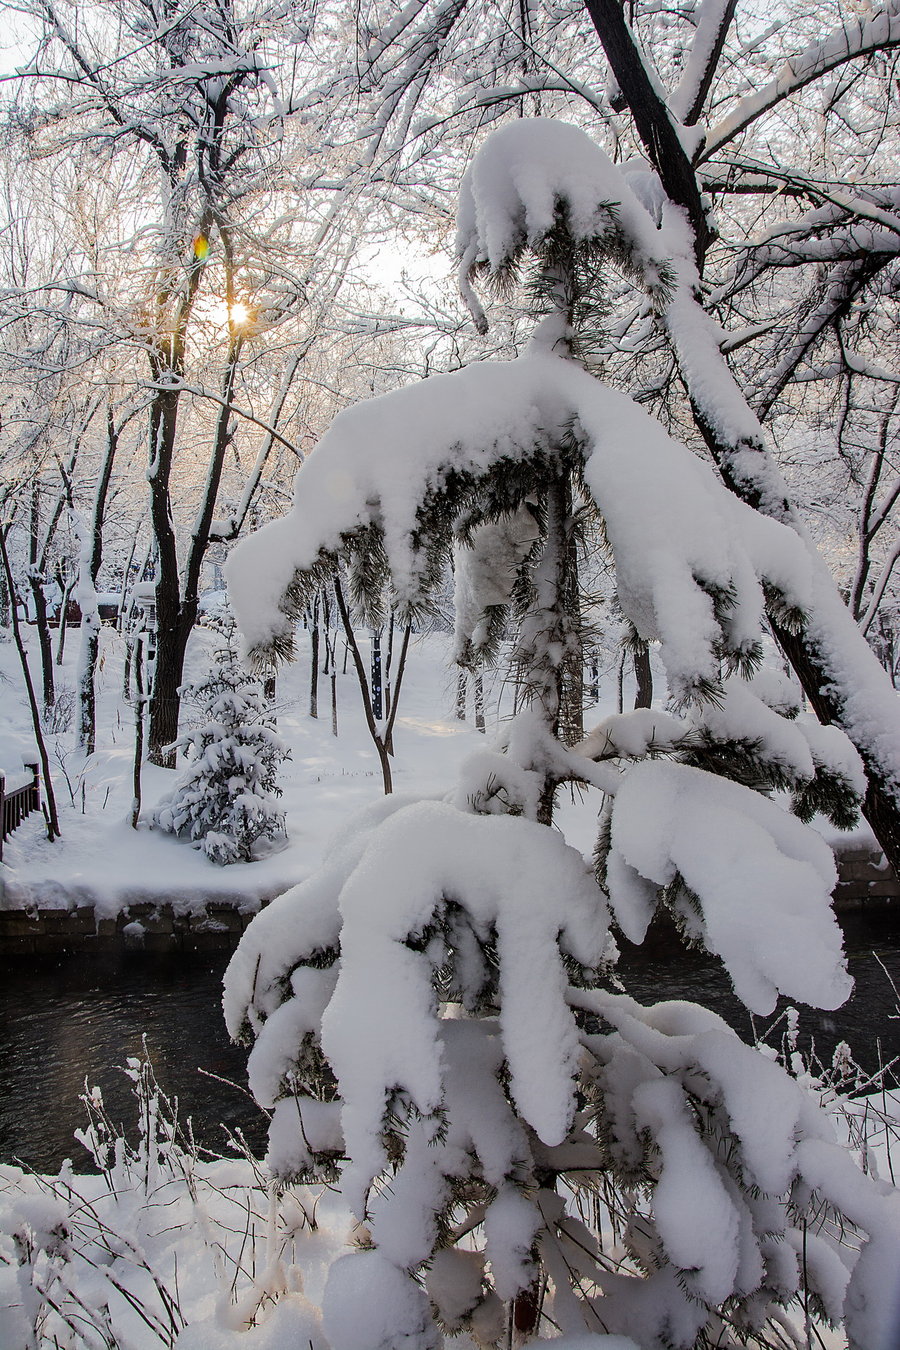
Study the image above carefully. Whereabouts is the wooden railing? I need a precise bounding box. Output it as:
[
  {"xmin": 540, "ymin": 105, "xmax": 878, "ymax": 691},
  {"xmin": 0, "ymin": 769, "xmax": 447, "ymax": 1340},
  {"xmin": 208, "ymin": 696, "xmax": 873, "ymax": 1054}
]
[{"xmin": 0, "ymin": 763, "xmax": 40, "ymax": 861}]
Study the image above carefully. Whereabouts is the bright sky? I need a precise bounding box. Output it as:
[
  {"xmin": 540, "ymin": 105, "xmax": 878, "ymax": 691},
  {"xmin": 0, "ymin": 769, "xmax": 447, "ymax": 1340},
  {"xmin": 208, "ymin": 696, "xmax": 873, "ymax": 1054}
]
[{"xmin": 0, "ymin": 14, "xmax": 36, "ymax": 76}]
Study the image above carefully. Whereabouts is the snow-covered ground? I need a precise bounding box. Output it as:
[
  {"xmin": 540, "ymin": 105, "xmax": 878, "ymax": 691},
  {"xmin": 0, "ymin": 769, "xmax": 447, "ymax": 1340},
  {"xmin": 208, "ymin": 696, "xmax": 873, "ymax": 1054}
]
[
  {"xmin": 0, "ymin": 1043, "xmax": 891, "ymax": 1349},
  {"xmin": 0, "ymin": 621, "xmax": 493, "ymax": 914},
  {"xmin": 0, "ymin": 618, "xmax": 881, "ymax": 917}
]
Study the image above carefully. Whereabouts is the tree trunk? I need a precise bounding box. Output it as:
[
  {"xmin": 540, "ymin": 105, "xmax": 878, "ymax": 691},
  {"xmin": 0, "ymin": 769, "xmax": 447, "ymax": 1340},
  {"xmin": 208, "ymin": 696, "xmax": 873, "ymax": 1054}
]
[
  {"xmin": 588, "ymin": 650, "xmax": 599, "ymax": 704},
  {"xmin": 149, "ymin": 594, "xmax": 189, "ymax": 767},
  {"xmin": 131, "ymin": 633, "xmax": 145, "ymax": 829},
  {"xmin": 146, "ymin": 377, "xmax": 183, "ymax": 766},
  {"xmin": 334, "ymin": 579, "xmax": 393, "ymax": 794},
  {"xmin": 582, "ymin": 0, "xmax": 712, "ymax": 263},
  {"xmin": 384, "ymin": 611, "xmax": 394, "ymax": 707},
  {"xmin": 80, "ymin": 626, "xmax": 99, "ymax": 750},
  {"xmin": 309, "ymin": 595, "xmax": 320, "ymax": 719},
  {"xmin": 322, "ymin": 591, "xmax": 332, "ymax": 675},
  {"xmin": 147, "ymin": 323, "xmax": 242, "ymax": 765},
  {"xmin": 633, "ymin": 641, "xmax": 652, "ymax": 709},
  {"xmin": 78, "ymin": 407, "xmax": 118, "ymax": 755},
  {"xmin": 55, "ymin": 566, "xmax": 75, "ymax": 665},
  {"xmin": 560, "ymin": 558, "xmax": 584, "ymax": 745},
  {"xmin": 0, "ymin": 528, "xmax": 60, "ymax": 841},
  {"xmin": 533, "ymin": 473, "xmax": 580, "ymax": 823},
  {"xmin": 371, "ymin": 627, "xmax": 383, "ymax": 720},
  {"xmin": 28, "ymin": 573, "xmax": 55, "ymax": 713}
]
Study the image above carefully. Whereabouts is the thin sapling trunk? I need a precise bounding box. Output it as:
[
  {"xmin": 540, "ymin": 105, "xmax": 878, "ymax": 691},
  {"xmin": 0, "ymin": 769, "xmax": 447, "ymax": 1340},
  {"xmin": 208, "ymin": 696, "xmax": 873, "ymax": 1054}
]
[{"xmin": 0, "ymin": 527, "xmax": 61, "ymax": 841}]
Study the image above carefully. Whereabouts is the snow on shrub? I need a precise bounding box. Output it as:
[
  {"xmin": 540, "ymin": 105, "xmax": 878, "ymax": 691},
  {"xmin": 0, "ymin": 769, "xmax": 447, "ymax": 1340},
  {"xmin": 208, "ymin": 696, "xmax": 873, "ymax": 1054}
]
[{"xmin": 153, "ymin": 614, "xmax": 288, "ymax": 865}]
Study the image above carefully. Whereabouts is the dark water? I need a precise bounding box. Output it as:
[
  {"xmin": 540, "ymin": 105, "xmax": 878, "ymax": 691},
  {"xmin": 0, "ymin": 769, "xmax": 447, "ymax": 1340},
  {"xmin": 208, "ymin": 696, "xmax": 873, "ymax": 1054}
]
[
  {"xmin": 616, "ymin": 906, "xmax": 900, "ymax": 1077},
  {"xmin": 0, "ymin": 953, "xmax": 270, "ymax": 1173},
  {"xmin": 1, "ymin": 907, "xmax": 899, "ymax": 1174}
]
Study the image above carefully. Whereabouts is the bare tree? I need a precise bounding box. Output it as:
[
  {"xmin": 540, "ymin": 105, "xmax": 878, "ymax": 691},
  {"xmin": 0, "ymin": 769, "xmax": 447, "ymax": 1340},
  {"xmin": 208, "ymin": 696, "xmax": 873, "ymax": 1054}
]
[{"xmin": 5, "ymin": 0, "xmax": 376, "ymax": 763}]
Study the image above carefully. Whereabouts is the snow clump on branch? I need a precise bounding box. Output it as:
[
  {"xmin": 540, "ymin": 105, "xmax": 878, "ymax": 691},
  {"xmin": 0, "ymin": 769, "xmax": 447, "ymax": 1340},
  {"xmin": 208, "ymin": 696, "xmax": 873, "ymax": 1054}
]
[
  {"xmin": 226, "ymin": 351, "xmax": 813, "ymax": 707},
  {"xmin": 455, "ymin": 117, "xmax": 673, "ymax": 333}
]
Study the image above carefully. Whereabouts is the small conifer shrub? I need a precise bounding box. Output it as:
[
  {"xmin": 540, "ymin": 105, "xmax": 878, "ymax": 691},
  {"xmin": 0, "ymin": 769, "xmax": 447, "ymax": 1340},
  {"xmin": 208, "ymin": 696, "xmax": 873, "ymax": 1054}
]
[{"xmin": 153, "ymin": 615, "xmax": 288, "ymax": 864}]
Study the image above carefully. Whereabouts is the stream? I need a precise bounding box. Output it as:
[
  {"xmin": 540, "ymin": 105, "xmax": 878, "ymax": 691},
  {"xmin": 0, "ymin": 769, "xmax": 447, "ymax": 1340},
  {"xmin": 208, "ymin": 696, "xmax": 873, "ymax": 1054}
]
[{"xmin": 1, "ymin": 905, "xmax": 899, "ymax": 1174}]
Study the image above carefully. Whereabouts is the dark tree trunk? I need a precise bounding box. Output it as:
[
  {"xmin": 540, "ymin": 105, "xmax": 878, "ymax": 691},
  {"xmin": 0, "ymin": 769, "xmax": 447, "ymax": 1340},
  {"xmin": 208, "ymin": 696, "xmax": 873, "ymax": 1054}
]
[
  {"xmin": 149, "ymin": 606, "xmax": 192, "ymax": 766},
  {"xmin": 633, "ymin": 641, "xmax": 652, "ymax": 709},
  {"xmin": 322, "ymin": 591, "xmax": 332, "ymax": 676},
  {"xmin": 55, "ymin": 577, "xmax": 73, "ymax": 666},
  {"xmin": 384, "ymin": 612, "xmax": 395, "ymax": 710},
  {"xmin": 334, "ymin": 583, "xmax": 411, "ymax": 795},
  {"xmin": 131, "ymin": 633, "xmax": 145, "ymax": 830},
  {"xmin": 588, "ymin": 651, "xmax": 599, "ymax": 704},
  {"xmin": 474, "ymin": 670, "xmax": 485, "ymax": 733},
  {"xmin": 371, "ymin": 627, "xmax": 383, "ymax": 720},
  {"xmin": 0, "ymin": 528, "xmax": 60, "ymax": 842},
  {"xmin": 582, "ymin": 0, "xmax": 712, "ymax": 264},
  {"xmin": 560, "ymin": 531, "xmax": 584, "ymax": 745},
  {"xmin": 80, "ymin": 626, "xmax": 98, "ymax": 743},
  {"xmin": 335, "ymin": 580, "xmax": 393, "ymax": 794},
  {"xmin": 28, "ymin": 574, "xmax": 55, "ymax": 713},
  {"xmin": 79, "ymin": 408, "xmax": 118, "ymax": 755},
  {"xmin": 147, "ymin": 323, "xmax": 241, "ymax": 765},
  {"xmin": 309, "ymin": 595, "xmax": 320, "ymax": 719},
  {"xmin": 27, "ymin": 483, "xmax": 54, "ymax": 712},
  {"xmin": 146, "ymin": 378, "xmax": 183, "ymax": 766}
]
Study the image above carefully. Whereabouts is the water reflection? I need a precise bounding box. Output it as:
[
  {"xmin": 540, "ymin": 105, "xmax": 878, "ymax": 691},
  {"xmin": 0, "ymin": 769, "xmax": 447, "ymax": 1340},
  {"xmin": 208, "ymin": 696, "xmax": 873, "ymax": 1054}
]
[
  {"xmin": 616, "ymin": 907, "xmax": 900, "ymax": 1076},
  {"xmin": 0, "ymin": 952, "xmax": 268, "ymax": 1173},
  {"xmin": 0, "ymin": 906, "xmax": 898, "ymax": 1174}
]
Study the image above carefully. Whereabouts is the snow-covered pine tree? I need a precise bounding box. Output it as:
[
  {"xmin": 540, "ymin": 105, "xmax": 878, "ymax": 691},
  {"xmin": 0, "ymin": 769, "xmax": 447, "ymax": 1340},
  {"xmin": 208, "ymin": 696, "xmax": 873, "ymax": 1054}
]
[
  {"xmin": 152, "ymin": 611, "xmax": 288, "ymax": 865},
  {"xmin": 223, "ymin": 121, "xmax": 900, "ymax": 1349}
]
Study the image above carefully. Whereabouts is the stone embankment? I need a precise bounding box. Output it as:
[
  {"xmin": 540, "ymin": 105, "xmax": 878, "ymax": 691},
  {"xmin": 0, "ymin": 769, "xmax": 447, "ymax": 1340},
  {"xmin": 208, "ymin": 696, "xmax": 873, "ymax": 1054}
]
[
  {"xmin": 0, "ymin": 844, "xmax": 896, "ymax": 956},
  {"xmin": 0, "ymin": 900, "xmax": 266, "ymax": 956},
  {"xmin": 832, "ymin": 844, "xmax": 900, "ymax": 907},
  {"xmin": 0, "ymin": 875, "xmax": 292, "ymax": 956}
]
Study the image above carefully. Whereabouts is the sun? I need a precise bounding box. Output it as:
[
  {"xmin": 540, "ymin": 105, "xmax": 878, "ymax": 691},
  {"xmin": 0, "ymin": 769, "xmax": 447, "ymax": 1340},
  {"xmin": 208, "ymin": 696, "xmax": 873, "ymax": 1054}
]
[
  {"xmin": 228, "ymin": 300, "xmax": 252, "ymax": 328},
  {"xmin": 206, "ymin": 297, "xmax": 254, "ymax": 330}
]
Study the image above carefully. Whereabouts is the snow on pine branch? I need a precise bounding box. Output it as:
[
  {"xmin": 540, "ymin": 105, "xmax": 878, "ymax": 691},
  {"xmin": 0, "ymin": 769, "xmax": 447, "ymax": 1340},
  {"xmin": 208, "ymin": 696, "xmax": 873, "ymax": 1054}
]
[
  {"xmin": 605, "ymin": 758, "xmax": 851, "ymax": 1015},
  {"xmin": 574, "ymin": 679, "xmax": 862, "ymax": 1015},
  {"xmin": 226, "ymin": 350, "xmax": 814, "ymax": 705},
  {"xmin": 572, "ymin": 988, "xmax": 900, "ymax": 1350},
  {"xmin": 455, "ymin": 118, "xmax": 673, "ymax": 333},
  {"xmin": 225, "ymin": 797, "xmax": 610, "ymax": 1203}
]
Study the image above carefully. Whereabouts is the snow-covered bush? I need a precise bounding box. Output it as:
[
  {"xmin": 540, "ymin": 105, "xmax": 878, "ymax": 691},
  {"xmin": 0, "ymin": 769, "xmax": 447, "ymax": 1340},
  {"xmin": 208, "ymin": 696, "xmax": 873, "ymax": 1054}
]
[
  {"xmin": 152, "ymin": 616, "xmax": 288, "ymax": 865},
  {"xmin": 0, "ymin": 1053, "xmax": 329, "ymax": 1348},
  {"xmin": 222, "ymin": 121, "xmax": 900, "ymax": 1348}
]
